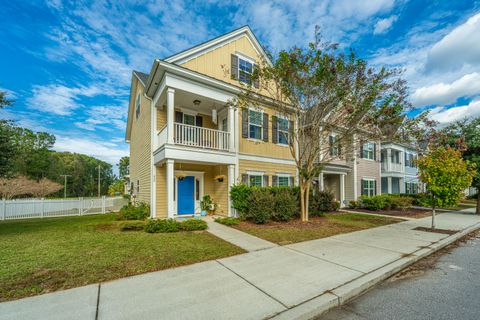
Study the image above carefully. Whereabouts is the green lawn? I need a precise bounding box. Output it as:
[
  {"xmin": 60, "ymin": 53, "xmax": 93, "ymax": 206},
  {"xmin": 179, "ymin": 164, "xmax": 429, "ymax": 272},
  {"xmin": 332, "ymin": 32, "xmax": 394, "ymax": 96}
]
[
  {"xmin": 0, "ymin": 214, "xmax": 244, "ymax": 302},
  {"xmin": 444, "ymin": 199, "xmax": 477, "ymax": 211},
  {"xmin": 233, "ymin": 213, "xmax": 402, "ymax": 245}
]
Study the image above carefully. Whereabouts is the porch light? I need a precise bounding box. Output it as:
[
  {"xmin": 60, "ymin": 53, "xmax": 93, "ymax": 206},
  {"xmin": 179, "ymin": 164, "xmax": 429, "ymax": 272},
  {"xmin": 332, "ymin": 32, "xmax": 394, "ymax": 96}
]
[
  {"xmin": 193, "ymin": 99, "xmax": 201, "ymax": 106},
  {"xmin": 214, "ymin": 174, "xmax": 226, "ymax": 182},
  {"xmin": 212, "ymin": 107, "xmax": 217, "ymax": 124}
]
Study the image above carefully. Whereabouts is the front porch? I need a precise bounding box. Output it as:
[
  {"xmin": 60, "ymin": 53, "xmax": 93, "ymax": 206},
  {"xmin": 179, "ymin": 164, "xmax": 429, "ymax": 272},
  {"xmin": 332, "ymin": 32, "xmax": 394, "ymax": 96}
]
[
  {"xmin": 315, "ymin": 165, "xmax": 350, "ymax": 207},
  {"xmin": 155, "ymin": 161, "xmax": 236, "ymax": 219}
]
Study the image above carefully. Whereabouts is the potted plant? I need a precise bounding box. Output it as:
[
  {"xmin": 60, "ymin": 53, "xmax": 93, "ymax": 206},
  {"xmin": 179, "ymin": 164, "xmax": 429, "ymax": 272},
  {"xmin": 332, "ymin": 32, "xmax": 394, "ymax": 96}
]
[
  {"xmin": 200, "ymin": 194, "xmax": 215, "ymax": 216},
  {"xmin": 214, "ymin": 174, "xmax": 226, "ymax": 182}
]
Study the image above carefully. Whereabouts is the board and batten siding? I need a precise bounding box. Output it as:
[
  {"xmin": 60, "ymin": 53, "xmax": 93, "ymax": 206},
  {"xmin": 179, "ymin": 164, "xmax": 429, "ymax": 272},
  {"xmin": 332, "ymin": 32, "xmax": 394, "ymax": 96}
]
[{"xmin": 129, "ymin": 81, "xmax": 152, "ymax": 204}]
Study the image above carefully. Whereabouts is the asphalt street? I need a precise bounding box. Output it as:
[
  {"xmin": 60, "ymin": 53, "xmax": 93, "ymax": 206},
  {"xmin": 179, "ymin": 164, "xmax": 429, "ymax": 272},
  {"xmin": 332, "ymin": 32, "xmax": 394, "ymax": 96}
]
[{"xmin": 320, "ymin": 232, "xmax": 480, "ymax": 320}]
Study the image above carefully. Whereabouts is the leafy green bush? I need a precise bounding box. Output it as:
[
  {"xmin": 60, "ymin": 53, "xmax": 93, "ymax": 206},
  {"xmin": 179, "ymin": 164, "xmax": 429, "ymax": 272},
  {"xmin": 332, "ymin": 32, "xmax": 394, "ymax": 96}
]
[
  {"xmin": 179, "ymin": 219, "xmax": 208, "ymax": 231},
  {"xmin": 144, "ymin": 219, "xmax": 180, "ymax": 233},
  {"xmin": 244, "ymin": 188, "xmax": 274, "ymax": 224},
  {"xmin": 214, "ymin": 217, "xmax": 240, "ymax": 226},
  {"xmin": 117, "ymin": 202, "xmax": 150, "ymax": 220},
  {"xmin": 310, "ymin": 191, "xmax": 339, "ymax": 215},
  {"xmin": 230, "ymin": 184, "xmax": 252, "ymax": 214},
  {"xmin": 359, "ymin": 195, "xmax": 387, "ymax": 211},
  {"xmin": 271, "ymin": 188, "xmax": 297, "ymax": 221},
  {"xmin": 348, "ymin": 200, "xmax": 359, "ymax": 209},
  {"xmin": 392, "ymin": 196, "xmax": 414, "ymax": 210},
  {"xmin": 119, "ymin": 221, "xmax": 145, "ymax": 231},
  {"xmin": 359, "ymin": 194, "xmax": 414, "ymax": 211}
]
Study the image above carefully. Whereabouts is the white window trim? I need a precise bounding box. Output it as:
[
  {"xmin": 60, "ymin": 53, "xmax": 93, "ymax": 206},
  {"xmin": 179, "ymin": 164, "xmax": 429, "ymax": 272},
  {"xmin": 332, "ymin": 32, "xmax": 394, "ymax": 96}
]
[
  {"xmin": 277, "ymin": 173, "xmax": 292, "ymax": 186},
  {"xmin": 277, "ymin": 116, "xmax": 290, "ymax": 146},
  {"xmin": 361, "ymin": 178, "xmax": 376, "ymax": 197},
  {"xmin": 329, "ymin": 133, "xmax": 339, "ymax": 157},
  {"xmin": 247, "ymin": 171, "xmax": 265, "ymax": 187},
  {"xmin": 362, "ymin": 142, "xmax": 375, "ymax": 160},
  {"xmin": 248, "ymin": 109, "xmax": 263, "ymax": 141},
  {"xmin": 237, "ymin": 54, "xmax": 255, "ymax": 85}
]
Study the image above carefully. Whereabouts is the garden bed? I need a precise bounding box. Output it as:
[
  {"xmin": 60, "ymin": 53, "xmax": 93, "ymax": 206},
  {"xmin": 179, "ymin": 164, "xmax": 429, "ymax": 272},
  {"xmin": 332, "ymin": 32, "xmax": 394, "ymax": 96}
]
[
  {"xmin": 231, "ymin": 213, "xmax": 402, "ymax": 245},
  {"xmin": 0, "ymin": 214, "xmax": 244, "ymax": 302},
  {"xmin": 346, "ymin": 208, "xmax": 432, "ymax": 219}
]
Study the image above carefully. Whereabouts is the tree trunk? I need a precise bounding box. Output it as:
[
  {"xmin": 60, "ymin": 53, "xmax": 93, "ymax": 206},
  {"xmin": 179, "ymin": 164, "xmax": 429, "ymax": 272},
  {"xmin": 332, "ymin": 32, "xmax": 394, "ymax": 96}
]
[
  {"xmin": 476, "ymin": 191, "xmax": 480, "ymax": 215},
  {"xmin": 305, "ymin": 183, "xmax": 310, "ymax": 222},
  {"xmin": 431, "ymin": 206, "xmax": 436, "ymax": 230},
  {"xmin": 300, "ymin": 183, "xmax": 306, "ymax": 222}
]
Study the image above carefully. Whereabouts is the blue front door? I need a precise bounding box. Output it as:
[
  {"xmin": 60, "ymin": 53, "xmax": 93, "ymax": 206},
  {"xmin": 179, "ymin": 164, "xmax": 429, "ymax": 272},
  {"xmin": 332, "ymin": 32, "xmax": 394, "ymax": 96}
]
[{"xmin": 177, "ymin": 176, "xmax": 195, "ymax": 214}]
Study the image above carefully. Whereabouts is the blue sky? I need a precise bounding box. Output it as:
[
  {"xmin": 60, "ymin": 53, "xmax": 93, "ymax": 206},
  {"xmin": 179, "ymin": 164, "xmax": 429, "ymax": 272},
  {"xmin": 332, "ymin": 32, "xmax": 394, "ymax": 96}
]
[{"xmin": 1, "ymin": 0, "xmax": 480, "ymax": 168}]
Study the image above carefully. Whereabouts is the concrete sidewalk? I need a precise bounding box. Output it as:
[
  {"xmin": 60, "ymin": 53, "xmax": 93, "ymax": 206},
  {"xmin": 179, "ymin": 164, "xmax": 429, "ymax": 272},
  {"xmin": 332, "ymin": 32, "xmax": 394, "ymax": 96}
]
[{"xmin": 1, "ymin": 212, "xmax": 479, "ymax": 320}]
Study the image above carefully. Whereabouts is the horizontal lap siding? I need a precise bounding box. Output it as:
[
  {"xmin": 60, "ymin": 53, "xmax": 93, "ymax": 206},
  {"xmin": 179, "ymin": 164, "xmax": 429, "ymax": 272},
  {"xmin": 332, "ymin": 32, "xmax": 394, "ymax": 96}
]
[
  {"xmin": 238, "ymin": 160, "xmax": 297, "ymax": 185},
  {"xmin": 129, "ymin": 82, "xmax": 151, "ymax": 204}
]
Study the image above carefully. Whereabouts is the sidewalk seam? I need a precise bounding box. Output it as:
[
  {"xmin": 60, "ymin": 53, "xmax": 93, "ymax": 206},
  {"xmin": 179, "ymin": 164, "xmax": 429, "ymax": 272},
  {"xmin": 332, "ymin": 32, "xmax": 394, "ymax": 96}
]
[
  {"xmin": 95, "ymin": 284, "xmax": 101, "ymax": 320},
  {"xmin": 215, "ymin": 260, "xmax": 289, "ymax": 309}
]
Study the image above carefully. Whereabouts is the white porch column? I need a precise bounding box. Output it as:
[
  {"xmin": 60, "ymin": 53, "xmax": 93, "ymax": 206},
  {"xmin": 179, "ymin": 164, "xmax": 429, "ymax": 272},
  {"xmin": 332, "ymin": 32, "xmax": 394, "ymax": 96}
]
[
  {"xmin": 166, "ymin": 159, "xmax": 175, "ymax": 218},
  {"xmin": 387, "ymin": 177, "xmax": 392, "ymax": 194},
  {"xmin": 319, "ymin": 172, "xmax": 324, "ymax": 192},
  {"xmin": 227, "ymin": 164, "xmax": 235, "ymax": 217},
  {"xmin": 228, "ymin": 106, "xmax": 235, "ymax": 152},
  {"xmin": 386, "ymin": 148, "xmax": 392, "ymax": 171},
  {"xmin": 399, "ymin": 177, "xmax": 405, "ymax": 193},
  {"xmin": 340, "ymin": 174, "xmax": 345, "ymax": 207},
  {"xmin": 167, "ymin": 88, "xmax": 175, "ymax": 144}
]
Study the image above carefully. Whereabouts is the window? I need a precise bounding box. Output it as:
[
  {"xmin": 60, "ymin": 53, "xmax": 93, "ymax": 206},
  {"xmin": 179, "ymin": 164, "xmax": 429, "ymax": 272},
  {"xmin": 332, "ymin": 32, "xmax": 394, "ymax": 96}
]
[
  {"xmin": 135, "ymin": 93, "xmax": 141, "ymax": 119},
  {"xmin": 278, "ymin": 176, "xmax": 290, "ymax": 186},
  {"xmin": 248, "ymin": 175, "xmax": 263, "ymax": 187},
  {"xmin": 329, "ymin": 135, "xmax": 339, "ymax": 156},
  {"xmin": 239, "ymin": 58, "xmax": 253, "ymax": 85},
  {"xmin": 391, "ymin": 151, "xmax": 400, "ymax": 164},
  {"xmin": 222, "ymin": 117, "xmax": 227, "ymax": 132},
  {"xmin": 183, "ymin": 114, "xmax": 195, "ymax": 126},
  {"xmin": 405, "ymin": 153, "xmax": 416, "ymax": 167},
  {"xmin": 405, "ymin": 182, "xmax": 418, "ymax": 194},
  {"xmin": 249, "ymin": 110, "xmax": 263, "ymax": 140},
  {"xmin": 196, "ymin": 179, "xmax": 200, "ymax": 200},
  {"xmin": 361, "ymin": 179, "xmax": 376, "ymax": 196},
  {"xmin": 278, "ymin": 118, "xmax": 289, "ymax": 145},
  {"xmin": 362, "ymin": 142, "xmax": 375, "ymax": 160}
]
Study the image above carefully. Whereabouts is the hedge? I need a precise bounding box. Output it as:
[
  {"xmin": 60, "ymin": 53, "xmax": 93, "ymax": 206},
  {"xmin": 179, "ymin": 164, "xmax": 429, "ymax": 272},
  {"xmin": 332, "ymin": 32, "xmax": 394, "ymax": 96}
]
[
  {"xmin": 117, "ymin": 202, "xmax": 150, "ymax": 220},
  {"xmin": 144, "ymin": 218, "xmax": 207, "ymax": 233},
  {"xmin": 348, "ymin": 194, "xmax": 415, "ymax": 211}
]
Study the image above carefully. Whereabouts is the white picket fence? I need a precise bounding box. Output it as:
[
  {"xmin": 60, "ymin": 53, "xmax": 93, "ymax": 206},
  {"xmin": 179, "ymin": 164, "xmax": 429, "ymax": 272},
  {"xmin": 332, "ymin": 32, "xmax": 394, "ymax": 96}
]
[{"xmin": 0, "ymin": 196, "xmax": 125, "ymax": 220}]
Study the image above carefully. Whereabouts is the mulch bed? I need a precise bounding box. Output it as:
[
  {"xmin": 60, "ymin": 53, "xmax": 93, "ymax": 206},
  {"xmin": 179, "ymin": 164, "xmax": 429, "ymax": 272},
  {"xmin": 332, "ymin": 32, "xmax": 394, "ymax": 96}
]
[
  {"xmin": 348, "ymin": 208, "xmax": 432, "ymax": 219},
  {"xmin": 414, "ymin": 226, "xmax": 458, "ymax": 235},
  {"xmin": 234, "ymin": 215, "xmax": 334, "ymax": 230}
]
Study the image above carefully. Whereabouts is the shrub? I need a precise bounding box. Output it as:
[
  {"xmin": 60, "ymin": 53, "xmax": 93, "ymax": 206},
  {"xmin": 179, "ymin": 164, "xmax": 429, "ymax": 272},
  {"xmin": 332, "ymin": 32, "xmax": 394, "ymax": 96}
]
[
  {"xmin": 271, "ymin": 188, "xmax": 297, "ymax": 221},
  {"xmin": 119, "ymin": 221, "xmax": 145, "ymax": 231},
  {"xmin": 392, "ymin": 196, "xmax": 414, "ymax": 210},
  {"xmin": 144, "ymin": 219, "xmax": 180, "ymax": 233},
  {"xmin": 179, "ymin": 219, "xmax": 208, "ymax": 231},
  {"xmin": 348, "ymin": 200, "xmax": 359, "ymax": 209},
  {"xmin": 359, "ymin": 194, "xmax": 414, "ymax": 211},
  {"xmin": 310, "ymin": 191, "xmax": 338, "ymax": 215},
  {"xmin": 359, "ymin": 195, "xmax": 387, "ymax": 211},
  {"xmin": 214, "ymin": 217, "xmax": 240, "ymax": 226},
  {"xmin": 244, "ymin": 188, "xmax": 274, "ymax": 224},
  {"xmin": 230, "ymin": 184, "xmax": 252, "ymax": 215},
  {"xmin": 117, "ymin": 202, "xmax": 150, "ymax": 220}
]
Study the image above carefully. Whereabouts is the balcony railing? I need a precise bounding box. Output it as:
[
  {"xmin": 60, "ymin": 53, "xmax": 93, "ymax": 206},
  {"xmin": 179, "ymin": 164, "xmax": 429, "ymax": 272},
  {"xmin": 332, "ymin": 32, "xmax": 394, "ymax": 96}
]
[
  {"xmin": 381, "ymin": 161, "xmax": 404, "ymax": 173},
  {"xmin": 157, "ymin": 123, "xmax": 230, "ymax": 152}
]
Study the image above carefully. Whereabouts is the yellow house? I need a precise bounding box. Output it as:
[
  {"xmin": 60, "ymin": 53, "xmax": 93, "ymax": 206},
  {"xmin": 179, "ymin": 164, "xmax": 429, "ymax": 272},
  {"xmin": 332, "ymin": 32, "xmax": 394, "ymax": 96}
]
[{"xmin": 126, "ymin": 26, "xmax": 297, "ymax": 218}]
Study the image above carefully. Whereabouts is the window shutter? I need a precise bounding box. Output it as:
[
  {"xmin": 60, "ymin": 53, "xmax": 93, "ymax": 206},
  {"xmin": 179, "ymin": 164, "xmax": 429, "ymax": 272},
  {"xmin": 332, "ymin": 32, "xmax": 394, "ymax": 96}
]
[
  {"xmin": 360, "ymin": 143, "xmax": 364, "ymax": 159},
  {"xmin": 404, "ymin": 152, "xmax": 408, "ymax": 166},
  {"xmin": 373, "ymin": 143, "xmax": 377, "ymax": 161},
  {"xmin": 329, "ymin": 136, "xmax": 334, "ymax": 156},
  {"xmin": 272, "ymin": 175, "xmax": 278, "ymax": 186},
  {"xmin": 242, "ymin": 109, "xmax": 248, "ymax": 138},
  {"xmin": 272, "ymin": 116, "xmax": 278, "ymax": 144},
  {"xmin": 241, "ymin": 174, "xmax": 248, "ymax": 184},
  {"xmin": 374, "ymin": 180, "xmax": 377, "ymax": 195},
  {"xmin": 263, "ymin": 175, "xmax": 269, "ymax": 187},
  {"xmin": 289, "ymin": 120, "xmax": 294, "ymax": 146},
  {"xmin": 231, "ymin": 54, "xmax": 238, "ymax": 80},
  {"xmin": 195, "ymin": 115, "xmax": 203, "ymax": 127},
  {"xmin": 175, "ymin": 111, "xmax": 183, "ymax": 123},
  {"xmin": 253, "ymin": 64, "xmax": 260, "ymax": 89},
  {"xmin": 289, "ymin": 176, "xmax": 294, "ymax": 186},
  {"xmin": 262, "ymin": 113, "xmax": 269, "ymax": 142}
]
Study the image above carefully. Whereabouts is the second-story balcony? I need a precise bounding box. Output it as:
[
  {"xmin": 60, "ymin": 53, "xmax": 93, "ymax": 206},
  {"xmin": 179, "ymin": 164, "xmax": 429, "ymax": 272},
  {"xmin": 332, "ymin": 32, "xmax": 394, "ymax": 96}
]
[
  {"xmin": 158, "ymin": 123, "xmax": 230, "ymax": 152},
  {"xmin": 381, "ymin": 161, "xmax": 403, "ymax": 173}
]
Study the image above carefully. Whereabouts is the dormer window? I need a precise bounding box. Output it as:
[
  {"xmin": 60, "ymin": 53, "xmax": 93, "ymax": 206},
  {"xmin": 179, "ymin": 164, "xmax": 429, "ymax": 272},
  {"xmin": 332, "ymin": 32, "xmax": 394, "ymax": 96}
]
[
  {"xmin": 231, "ymin": 54, "xmax": 259, "ymax": 88},
  {"xmin": 239, "ymin": 58, "xmax": 253, "ymax": 85}
]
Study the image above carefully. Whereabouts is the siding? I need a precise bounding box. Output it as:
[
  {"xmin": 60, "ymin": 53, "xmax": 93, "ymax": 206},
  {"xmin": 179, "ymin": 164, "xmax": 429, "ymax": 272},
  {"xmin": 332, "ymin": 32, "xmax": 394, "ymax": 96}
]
[
  {"xmin": 356, "ymin": 142, "xmax": 381, "ymax": 195},
  {"xmin": 238, "ymin": 160, "xmax": 297, "ymax": 185},
  {"xmin": 129, "ymin": 81, "xmax": 151, "ymax": 204}
]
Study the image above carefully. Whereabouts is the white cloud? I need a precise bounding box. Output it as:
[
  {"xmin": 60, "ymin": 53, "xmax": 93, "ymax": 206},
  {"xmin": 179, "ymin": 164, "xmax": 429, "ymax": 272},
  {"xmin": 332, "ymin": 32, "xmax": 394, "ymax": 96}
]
[
  {"xmin": 429, "ymin": 99, "xmax": 480, "ymax": 125},
  {"xmin": 426, "ymin": 13, "xmax": 480, "ymax": 73},
  {"xmin": 54, "ymin": 136, "xmax": 128, "ymax": 165},
  {"xmin": 27, "ymin": 84, "xmax": 105, "ymax": 115},
  {"xmin": 75, "ymin": 105, "xmax": 127, "ymax": 132},
  {"xmin": 411, "ymin": 72, "xmax": 480, "ymax": 107},
  {"xmin": 374, "ymin": 15, "xmax": 398, "ymax": 34}
]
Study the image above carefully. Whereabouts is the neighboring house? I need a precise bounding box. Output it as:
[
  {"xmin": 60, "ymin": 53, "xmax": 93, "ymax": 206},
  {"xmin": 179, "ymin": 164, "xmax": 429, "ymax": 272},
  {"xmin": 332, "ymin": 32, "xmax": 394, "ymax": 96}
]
[
  {"xmin": 316, "ymin": 137, "xmax": 381, "ymax": 207},
  {"xmin": 380, "ymin": 142, "xmax": 420, "ymax": 194},
  {"xmin": 126, "ymin": 26, "xmax": 297, "ymax": 218}
]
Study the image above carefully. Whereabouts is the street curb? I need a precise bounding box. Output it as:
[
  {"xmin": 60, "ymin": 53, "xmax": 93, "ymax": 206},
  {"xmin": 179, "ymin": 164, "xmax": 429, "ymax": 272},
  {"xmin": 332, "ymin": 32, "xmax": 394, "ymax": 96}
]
[{"xmin": 270, "ymin": 220, "xmax": 480, "ymax": 320}]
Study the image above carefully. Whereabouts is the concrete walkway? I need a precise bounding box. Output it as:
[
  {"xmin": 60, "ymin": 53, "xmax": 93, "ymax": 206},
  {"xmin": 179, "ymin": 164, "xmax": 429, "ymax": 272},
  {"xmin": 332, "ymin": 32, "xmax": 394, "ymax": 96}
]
[
  {"xmin": 1, "ymin": 212, "xmax": 479, "ymax": 320},
  {"xmin": 204, "ymin": 216, "xmax": 277, "ymax": 252}
]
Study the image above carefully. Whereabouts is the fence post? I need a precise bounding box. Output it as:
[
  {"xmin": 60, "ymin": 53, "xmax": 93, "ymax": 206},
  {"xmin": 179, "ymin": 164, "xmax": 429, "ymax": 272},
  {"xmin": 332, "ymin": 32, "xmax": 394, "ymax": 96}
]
[
  {"xmin": 1, "ymin": 198, "xmax": 5, "ymax": 221},
  {"xmin": 102, "ymin": 196, "xmax": 106, "ymax": 214},
  {"xmin": 41, "ymin": 198, "xmax": 45, "ymax": 218},
  {"xmin": 78, "ymin": 197, "xmax": 82, "ymax": 216}
]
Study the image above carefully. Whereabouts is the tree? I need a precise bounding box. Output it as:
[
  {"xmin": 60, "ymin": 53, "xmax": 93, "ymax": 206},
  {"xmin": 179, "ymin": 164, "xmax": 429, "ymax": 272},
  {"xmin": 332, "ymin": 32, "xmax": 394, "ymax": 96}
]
[
  {"xmin": 233, "ymin": 30, "xmax": 412, "ymax": 221},
  {"xmin": 108, "ymin": 180, "xmax": 124, "ymax": 196},
  {"xmin": 417, "ymin": 147, "xmax": 476, "ymax": 229},
  {"xmin": 118, "ymin": 156, "xmax": 129, "ymax": 177},
  {"xmin": 31, "ymin": 178, "xmax": 63, "ymax": 198},
  {"xmin": 441, "ymin": 117, "xmax": 480, "ymax": 214},
  {"xmin": 0, "ymin": 91, "xmax": 15, "ymax": 177},
  {"xmin": 0, "ymin": 176, "xmax": 33, "ymax": 199}
]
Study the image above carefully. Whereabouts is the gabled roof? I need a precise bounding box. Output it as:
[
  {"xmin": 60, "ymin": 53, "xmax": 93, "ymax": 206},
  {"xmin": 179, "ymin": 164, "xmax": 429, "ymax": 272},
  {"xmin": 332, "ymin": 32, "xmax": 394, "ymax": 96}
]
[
  {"xmin": 133, "ymin": 70, "xmax": 149, "ymax": 86},
  {"xmin": 164, "ymin": 25, "xmax": 272, "ymax": 66}
]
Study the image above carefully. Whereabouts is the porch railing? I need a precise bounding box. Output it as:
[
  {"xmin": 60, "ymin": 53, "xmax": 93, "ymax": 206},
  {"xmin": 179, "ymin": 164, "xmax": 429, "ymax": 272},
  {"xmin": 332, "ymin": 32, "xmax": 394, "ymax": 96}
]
[
  {"xmin": 381, "ymin": 161, "xmax": 404, "ymax": 173},
  {"xmin": 175, "ymin": 123, "xmax": 229, "ymax": 151}
]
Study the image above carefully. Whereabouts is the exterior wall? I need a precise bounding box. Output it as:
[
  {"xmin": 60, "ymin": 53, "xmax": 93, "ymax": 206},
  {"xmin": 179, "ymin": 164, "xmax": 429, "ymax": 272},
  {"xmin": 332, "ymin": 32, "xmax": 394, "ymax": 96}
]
[
  {"xmin": 129, "ymin": 81, "xmax": 152, "ymax": 204},
  {"xmin": 238, "ymin": 105, "xmax": 294, "ymax": 160},
  {"xmin": 356, "ymin": 142, "xmax": 381, "ymax": 196},
  {"xmin": 155, "ymin": 165, "xmax": 167, "ymax": 218},
  {"xmin": 345, "ymin": 172, "xmax": 355, "ymax": 202},
  {"xmin": 238, "ymin": 159, "xmax": 297, "ymax": 185},
  {"xmin": 324, "ymin": 175, "xmax": 340, "ymax": 201}
]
